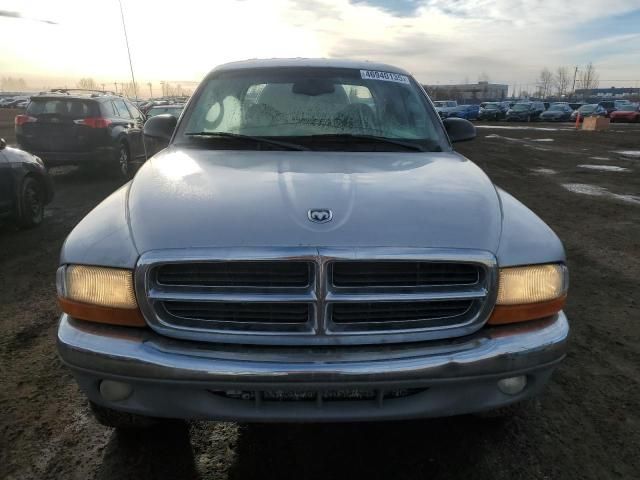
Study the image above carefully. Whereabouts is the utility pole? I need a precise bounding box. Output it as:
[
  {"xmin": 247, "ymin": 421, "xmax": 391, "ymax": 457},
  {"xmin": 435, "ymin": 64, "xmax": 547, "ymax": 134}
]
[
  {"xmin": 114, "ymin": 82, "xmax": 118, "ymax": 94},
  {"xmin": 571, "ymin": 66, "xmax": 579, "ymax": 98},
  {"xmin": 147, "ymin": 82, "xmax": 152, "ymax": 98},
  {"xmin": 100, "ymin": 83, "xmax": 106, "ymax": 92}
]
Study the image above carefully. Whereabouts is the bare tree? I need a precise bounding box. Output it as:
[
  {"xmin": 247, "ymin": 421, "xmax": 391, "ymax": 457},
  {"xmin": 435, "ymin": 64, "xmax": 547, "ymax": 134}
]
[
  {"xmin": 119, "ymin": 81, "xmax": 138, "ymax": 98},
  {"xmin": 538, "ymin": 68, "xmax": 553, "ymax": 98},
  {"xmin": 478, "ymin": 72, "xmax": 490, "ymax": 83},
  {"xmin": 579, "ymin": 62, "xmax": 599, "ymax": 92},
  {"xmin": 77, "ymin": 77, "xmax": 97, "ymax": 90},
  {"xmin": 1, "ymin": 76, "xmax": 27, "ymax": 91},
  {"xmin": 554, "ymin": 66, "xmax": 570, "ymax": 97}
]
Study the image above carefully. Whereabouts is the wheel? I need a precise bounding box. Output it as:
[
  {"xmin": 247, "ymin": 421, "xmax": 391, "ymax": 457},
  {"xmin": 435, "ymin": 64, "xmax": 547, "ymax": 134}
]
[
  {"xmin": 117, "ymin": 143, "xmax": 132, "ymax": 179},
  {"xmin": 89, "ymin": 401, "xmax": 160, "ymax": 429},
  {"xmin": 16, "ymin": 176, "xmax": 44, "ymax": 228}
]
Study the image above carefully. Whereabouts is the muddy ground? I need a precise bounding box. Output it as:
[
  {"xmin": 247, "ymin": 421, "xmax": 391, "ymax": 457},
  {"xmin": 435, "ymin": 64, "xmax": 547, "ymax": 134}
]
[{"xmin": 1, "ymin": 119, "xmax": 639, "ymax": 479}]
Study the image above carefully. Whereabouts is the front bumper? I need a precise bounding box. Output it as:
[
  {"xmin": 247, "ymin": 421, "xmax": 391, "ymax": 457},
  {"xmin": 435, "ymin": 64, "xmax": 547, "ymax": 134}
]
[
  {"xmin": 57, "ymin": 313, "xmax": 569, "ymax": 422},
  {"xmin": 23, "ymin": 147, "xmax": 115, "ymax": 167}
]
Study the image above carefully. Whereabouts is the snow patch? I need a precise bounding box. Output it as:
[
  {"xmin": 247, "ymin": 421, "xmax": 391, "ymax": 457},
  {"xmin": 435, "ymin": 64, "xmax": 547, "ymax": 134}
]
[
  {"xmin": 589, "ymin": 156, "xmax": 610, "ymax": 161},
  {"xmin": 578, "ymin": 165, "xmax": 629, "ymax": 172},
  {"xmin": 562, "ymin": 183, "xmax": 640, "ymax": 205},
  {"xmin": 531, "ymin": 168, "xmax": 557, "ymax": 175},
  {"xmin": 530, "ymin": 138, "xmax": 554, "ymax": 142},
  {"xmin": 615, "ymin": 150, "xmax": 640, "ymax": 158}
]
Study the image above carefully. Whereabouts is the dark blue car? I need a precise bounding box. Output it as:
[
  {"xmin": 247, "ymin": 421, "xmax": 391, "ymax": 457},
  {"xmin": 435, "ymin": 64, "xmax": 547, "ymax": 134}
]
[{"xmin": 443, "ymin": 104, "xmax": 479, "ymax": 120}]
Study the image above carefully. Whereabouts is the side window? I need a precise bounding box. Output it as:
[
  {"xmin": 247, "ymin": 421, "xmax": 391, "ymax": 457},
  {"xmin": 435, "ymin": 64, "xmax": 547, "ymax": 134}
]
[
  {"xmin": 113, "ymin": 99, "xmax": 132, "ymax": 119},
  {"xmin": 125, "ymin": 101, "xmax": 143, "ymax": 120},
  {"xmin": 104, "ymin": 101, "xmax": 118, "ymax": 117}
]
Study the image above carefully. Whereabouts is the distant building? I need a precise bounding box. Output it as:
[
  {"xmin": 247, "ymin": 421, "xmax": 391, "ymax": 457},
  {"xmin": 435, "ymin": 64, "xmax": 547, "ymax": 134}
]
[
  {"xmin": 575, "ymin": 87, "xmax": 640, "ymax": 99},
  {"xmin": 423, "ymin": 81, "xmax": 509, "ymax": 103}
]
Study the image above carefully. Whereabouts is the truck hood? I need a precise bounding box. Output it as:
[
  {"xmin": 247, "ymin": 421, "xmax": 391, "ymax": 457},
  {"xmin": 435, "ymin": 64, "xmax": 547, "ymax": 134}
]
[{"xmin": 127, "ymin": 148, "xmax": 502, "ymax": 253}]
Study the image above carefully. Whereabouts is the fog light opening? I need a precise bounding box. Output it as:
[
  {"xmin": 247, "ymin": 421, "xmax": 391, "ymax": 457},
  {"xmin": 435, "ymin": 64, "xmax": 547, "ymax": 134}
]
[
  {"xmin": 99, "ymin": 380, "xmax": 133, "ymax": 402},
  {"xmin": 497, "ymin": 375, "xmax": 527, "ymax": 395}
]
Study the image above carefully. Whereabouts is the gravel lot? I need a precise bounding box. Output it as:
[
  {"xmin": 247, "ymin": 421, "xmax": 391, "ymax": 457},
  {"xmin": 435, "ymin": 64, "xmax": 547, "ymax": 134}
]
[{"xmin": 1, "ymin": 116, "xmax": 639, "ymax": 479}]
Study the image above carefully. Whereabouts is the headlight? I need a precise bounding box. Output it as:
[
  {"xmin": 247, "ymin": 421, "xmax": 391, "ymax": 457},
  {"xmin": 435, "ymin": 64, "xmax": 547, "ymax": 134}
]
[
  {"xmin": 488, "ymin": 264, "xmax": 568, "ymax": 325},
  {"xmin": 56, "ymin": 265, "xmax": 145, "ymax": 327}
]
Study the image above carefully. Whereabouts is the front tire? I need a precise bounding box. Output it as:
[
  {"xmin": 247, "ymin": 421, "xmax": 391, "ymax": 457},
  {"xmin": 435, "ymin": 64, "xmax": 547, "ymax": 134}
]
[{"xmin": 16, "ymin": 176, "xmax": 45, "ymax": 228}]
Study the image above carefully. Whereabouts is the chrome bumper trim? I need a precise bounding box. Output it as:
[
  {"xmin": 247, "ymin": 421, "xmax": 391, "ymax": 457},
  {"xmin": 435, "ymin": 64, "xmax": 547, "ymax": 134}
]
[{"xmin": 57, "ymin": 312, "xmax": 568, "ymax": 386}]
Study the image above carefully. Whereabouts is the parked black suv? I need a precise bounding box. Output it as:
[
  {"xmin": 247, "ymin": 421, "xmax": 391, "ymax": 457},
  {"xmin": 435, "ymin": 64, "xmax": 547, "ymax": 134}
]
[
  {"xmin": 15, "ymin": 90, "xmax": 146, "ymax": 176},
  {"xmin": 597, "ymin": 100, "xmax": 617, "ymax": 117},
  {"xmin": 505, "ymin": 101, "xmax": 546, "ymax": 121}
]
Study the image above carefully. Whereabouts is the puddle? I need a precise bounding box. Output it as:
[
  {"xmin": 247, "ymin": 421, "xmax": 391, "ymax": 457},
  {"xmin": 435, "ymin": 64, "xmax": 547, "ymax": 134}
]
[
  {"xmin": 530, "ymin": 138, "xmax": 554, "ymax": 142},
  {"xmin": 531, "ymin": 168, "xmax": 557, "ymax": 175},
  {"xmin": 615, "ymin": 151, "xmax": 640, "ymax": 158},
  {"xmin": 562, "ymin": 183, "xmax": 640, "ymax": 205},
  {"xmin": 578, "ymin": 165, "xmax": 629, "ymax": 172}
]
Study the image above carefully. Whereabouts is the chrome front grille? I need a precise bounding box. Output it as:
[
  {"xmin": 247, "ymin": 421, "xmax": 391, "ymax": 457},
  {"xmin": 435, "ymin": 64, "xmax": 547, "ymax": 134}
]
[{"xmin": 136, "ymin": 248, "xmax": 497, "ymax": 346}]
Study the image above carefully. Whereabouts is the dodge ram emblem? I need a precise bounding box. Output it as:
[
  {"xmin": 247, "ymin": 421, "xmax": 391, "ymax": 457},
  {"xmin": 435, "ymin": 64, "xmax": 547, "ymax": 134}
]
[{"xmin": 308, "ymin": 209, "xmax": 333, "ymax": 223}]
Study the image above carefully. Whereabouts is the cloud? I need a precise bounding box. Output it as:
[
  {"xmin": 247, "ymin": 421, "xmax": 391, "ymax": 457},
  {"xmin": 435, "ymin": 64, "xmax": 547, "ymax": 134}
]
[
  {"xmin": 0, "ymin": 9, "xmax": 57, "ymax": 24},
  {"xmin": 2, "ymin": 0, "xmax": 640, "ymax": 89},
  {"xmin": 349, "ymin": 0, "xmax": 425, "ymax": 16}
]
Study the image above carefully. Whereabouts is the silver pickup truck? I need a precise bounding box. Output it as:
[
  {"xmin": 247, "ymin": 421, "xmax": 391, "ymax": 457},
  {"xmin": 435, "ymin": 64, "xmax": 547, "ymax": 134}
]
[{"xmin": 56, "ymin": 59, "xmax": 569, "ymax": 428}]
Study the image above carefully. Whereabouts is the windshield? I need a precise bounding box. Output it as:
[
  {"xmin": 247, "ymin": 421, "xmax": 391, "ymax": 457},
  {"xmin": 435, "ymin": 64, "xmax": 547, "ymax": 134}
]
[
  {"xmin": 177, "ymin": 68, "xmax": 445, "ymax": 151},
  {"xmin": 549, "ymin": 105, "xmax": 566, "ymax": 111},
  {"xmin": 512, "ymin": 103, "xmax": 531, "ymax": 111},
  {"xmin": 484, "ymin": 103, "xmax": 499, "ymax": 110},
  {"xmin": 147, "ymin": 106, "xmax": 184, "ymax": 118},
  {"xmin": 579, "ymin": 105, "xmax": 596, "ymax": 112},
  {"xmin": 616, "ymin": 105, "xmax": 637, "ymax": 112}
]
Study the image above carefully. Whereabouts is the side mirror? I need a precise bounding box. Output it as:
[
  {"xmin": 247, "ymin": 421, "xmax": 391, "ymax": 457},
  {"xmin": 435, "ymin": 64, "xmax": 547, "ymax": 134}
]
[
  {"xmin": 143, "ymin": 114, "xmax": 176, "ymax": 141},
  {"xmin": 143, "ymin": 114, "xmax": 177, "ymax": 157},
  {"xmin": 443, "ymin": 117, "xmax": 476, "ymax": 143},
  {"xmin": 0, "ymin": 138, "xmax": 6, "ymax": 150}
]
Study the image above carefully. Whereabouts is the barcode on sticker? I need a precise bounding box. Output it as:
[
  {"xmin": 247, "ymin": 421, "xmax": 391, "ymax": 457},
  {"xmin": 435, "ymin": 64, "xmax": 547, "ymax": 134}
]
[{"xmin": 360, "ymin": 70, "xmax": 410, "ymax": 84}]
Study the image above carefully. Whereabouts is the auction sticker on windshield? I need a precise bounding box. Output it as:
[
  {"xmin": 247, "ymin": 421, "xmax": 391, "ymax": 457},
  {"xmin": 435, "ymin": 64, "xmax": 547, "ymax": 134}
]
[{"xmin": 360, "ymin": 70, "xmax": 410, "ymax": 84}]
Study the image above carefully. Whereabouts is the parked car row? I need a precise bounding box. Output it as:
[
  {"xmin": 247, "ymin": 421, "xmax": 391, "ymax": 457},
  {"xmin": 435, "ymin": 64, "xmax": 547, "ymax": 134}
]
[
  {"xmin": 0, "ymin": 96, "xmax": 30, "ymax": 108},
  {"xmin": 471, "ymin": 99, "xmax": 639, "ymax": 123}
]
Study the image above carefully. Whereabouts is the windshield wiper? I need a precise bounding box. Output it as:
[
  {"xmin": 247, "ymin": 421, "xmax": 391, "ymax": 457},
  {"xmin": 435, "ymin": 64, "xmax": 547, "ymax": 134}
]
[
  {"xmin": 184, "ymin": 132, "xmax": 309, "ymax": 151},
  {"xmin": 304, "ymin": 134, "xmax": 433, "ymax": 152}
]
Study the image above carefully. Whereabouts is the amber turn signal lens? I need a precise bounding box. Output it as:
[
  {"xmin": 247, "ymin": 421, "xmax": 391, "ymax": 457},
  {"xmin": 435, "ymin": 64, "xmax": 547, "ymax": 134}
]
[
  {"xmin": 488, "ymin": 264, "xmax": 568, "ymax": 325},
  {"xmin": 56, "ymin": 265, "xmax": 145, "ymax": 327}
]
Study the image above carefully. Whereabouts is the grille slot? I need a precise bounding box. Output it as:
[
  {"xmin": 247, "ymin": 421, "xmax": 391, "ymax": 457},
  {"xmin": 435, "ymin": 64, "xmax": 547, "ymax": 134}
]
[
  {"xmin": 332, "ymin": 261, "xmax": 479, "ymax": 288},
  {"xmin": 157, "ymin": 261, "xmax": 312, "ymax": 288},
  {"xmin": 164, "ymin": 301, "xmax": 310, "ymax": 324},
  {"xmin": 331, "ymin": 300, "xmax": 473, "ymax": 324}
]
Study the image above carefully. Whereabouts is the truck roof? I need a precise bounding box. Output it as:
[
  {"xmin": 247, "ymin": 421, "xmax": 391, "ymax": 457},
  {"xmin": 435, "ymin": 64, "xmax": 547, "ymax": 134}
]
[{"xmin": 211, "ymin": 58, "xmax": 410, "ymax": 75}]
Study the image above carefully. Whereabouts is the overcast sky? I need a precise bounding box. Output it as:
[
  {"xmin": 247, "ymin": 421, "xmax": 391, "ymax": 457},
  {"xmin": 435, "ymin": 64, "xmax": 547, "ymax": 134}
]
[{"xmin": 1, "ymin": 0, "xmax": 639, "ymax": 90}]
